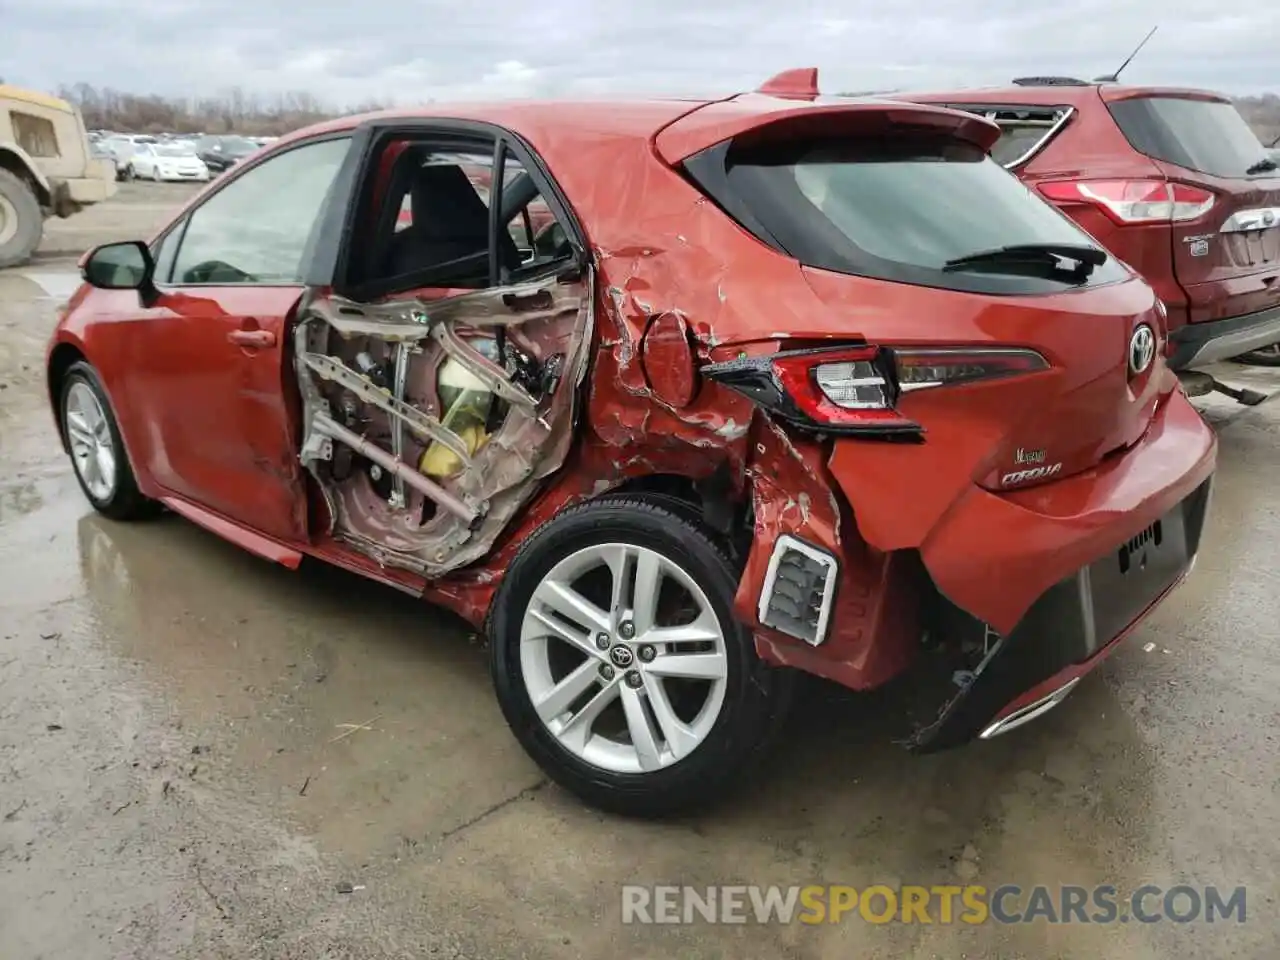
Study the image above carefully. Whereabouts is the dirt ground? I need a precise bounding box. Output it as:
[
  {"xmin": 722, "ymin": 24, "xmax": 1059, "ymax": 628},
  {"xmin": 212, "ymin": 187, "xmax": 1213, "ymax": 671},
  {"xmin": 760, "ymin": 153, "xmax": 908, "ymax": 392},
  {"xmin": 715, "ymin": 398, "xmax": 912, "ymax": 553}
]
[{"xmin": 1, "ymin": 182, "xmax": 1278, "ymax": 959}]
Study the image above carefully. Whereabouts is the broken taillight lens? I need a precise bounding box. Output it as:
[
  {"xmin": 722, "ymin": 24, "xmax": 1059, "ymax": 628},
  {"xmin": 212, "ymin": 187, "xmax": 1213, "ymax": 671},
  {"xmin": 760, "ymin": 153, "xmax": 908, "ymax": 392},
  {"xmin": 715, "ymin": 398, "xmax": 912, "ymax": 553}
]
[
  {"xmin": 703, "ymin": 344, "xmax": 1049, "ymax": 439},
  {"xmin": 1037, "ymin": 179, "xmax": 1215, "ymax": 225}
]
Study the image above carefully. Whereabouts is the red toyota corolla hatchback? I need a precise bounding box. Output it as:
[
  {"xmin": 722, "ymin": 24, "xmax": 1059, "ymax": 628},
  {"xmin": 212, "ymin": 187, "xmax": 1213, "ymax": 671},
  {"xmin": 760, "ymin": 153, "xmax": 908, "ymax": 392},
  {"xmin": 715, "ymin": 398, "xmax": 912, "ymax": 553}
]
[{"xmin": 45, "ymin": 73, "xmax": 1216, "ymax": 815}]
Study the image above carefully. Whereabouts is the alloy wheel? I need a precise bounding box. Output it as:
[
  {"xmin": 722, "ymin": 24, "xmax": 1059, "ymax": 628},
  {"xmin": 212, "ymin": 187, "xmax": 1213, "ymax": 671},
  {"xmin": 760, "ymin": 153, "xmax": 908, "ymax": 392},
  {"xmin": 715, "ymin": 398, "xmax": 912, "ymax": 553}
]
[
  {"xmin": 65, "ymin": 381, "xmax": 118, "ymax": 502},
  {"xmin": 518, "ymin": 542, "xmax": 729, "ymax": 774}
]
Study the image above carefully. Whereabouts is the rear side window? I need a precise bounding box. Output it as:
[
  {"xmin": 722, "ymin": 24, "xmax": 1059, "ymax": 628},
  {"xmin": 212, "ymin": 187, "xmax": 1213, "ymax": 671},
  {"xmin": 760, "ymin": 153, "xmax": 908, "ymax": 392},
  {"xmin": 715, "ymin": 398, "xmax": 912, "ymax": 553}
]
[
  {"xmin": 687, "ymin": 134, "xmax": 1126, "ymax": 295},
  {"xmin": 1107, "ymin": 97, "xmax": 1268, "ymax": 179},
  {"xmin": 928, "ymin": 105, "xmax": 1071, "ymax": 169}
]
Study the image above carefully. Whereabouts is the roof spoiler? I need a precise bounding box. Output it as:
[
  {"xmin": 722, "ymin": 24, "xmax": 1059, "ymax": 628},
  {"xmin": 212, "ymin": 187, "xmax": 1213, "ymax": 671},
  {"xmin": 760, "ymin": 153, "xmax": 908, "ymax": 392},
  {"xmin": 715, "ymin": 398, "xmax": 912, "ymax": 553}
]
[{"xmin": 756, "ymin": 68, "xmax": 820, "ymax": 101}]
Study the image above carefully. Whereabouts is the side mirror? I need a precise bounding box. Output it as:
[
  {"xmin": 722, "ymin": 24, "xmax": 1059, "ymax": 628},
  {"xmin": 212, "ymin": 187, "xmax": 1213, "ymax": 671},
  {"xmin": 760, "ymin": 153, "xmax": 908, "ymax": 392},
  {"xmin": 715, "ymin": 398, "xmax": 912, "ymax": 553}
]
[{"xmin": 82, "ymin": 241, "xmax": 156, "ymax": 296}]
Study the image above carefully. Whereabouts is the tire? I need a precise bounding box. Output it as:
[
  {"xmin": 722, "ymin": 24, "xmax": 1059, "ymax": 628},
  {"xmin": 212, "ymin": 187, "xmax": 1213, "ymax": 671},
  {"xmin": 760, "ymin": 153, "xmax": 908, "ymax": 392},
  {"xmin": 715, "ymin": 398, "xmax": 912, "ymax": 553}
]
[
  {"xmin": 125, "ymin": 165, "xmax": 135, "ymax": 181},
  {"xmin": 59, "ymin": 361, "xmax": 154, "ymax": 520},
  {"xmin": 1230, "ymin": 343, "xmax": 1280, "ymax": 367},
  {"xmin": 0, "ymin": 168, "xmax": 43, "ymax": 269},
  {"xmin": 488, "ymin": 495, "xmax": 793, "ymax": 817}
]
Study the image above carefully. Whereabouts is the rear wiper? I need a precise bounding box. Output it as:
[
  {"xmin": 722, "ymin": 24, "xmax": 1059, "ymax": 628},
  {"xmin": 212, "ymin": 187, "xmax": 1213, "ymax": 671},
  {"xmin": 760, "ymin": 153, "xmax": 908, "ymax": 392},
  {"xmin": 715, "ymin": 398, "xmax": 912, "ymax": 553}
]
[
  {"xmin": 942, "ymin": 242, "xmax": 1106, "ymax": 276},
  {"xmin": 1246, "ymin": 157, "xmax": 1278, "ymax": 175}
]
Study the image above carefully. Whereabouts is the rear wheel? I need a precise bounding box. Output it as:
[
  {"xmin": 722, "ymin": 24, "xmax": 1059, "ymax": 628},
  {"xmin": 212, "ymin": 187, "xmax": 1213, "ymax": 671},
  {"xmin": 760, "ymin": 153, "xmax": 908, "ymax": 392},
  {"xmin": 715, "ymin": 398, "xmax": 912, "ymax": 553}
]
[
  {"xmin": 1230, "ymin": 343, "xmax": 1280, "ymax": 367},
  {"xmin": 0, "ymin": 168, "xmax": 43, "ymax": 268},
  {"xmin": 60, "ymin": 361, "xmax": 153, "ymax": 520},
  {"xmin": 488, "ymin": 496, "xmax": 792, "ymax": 817}
]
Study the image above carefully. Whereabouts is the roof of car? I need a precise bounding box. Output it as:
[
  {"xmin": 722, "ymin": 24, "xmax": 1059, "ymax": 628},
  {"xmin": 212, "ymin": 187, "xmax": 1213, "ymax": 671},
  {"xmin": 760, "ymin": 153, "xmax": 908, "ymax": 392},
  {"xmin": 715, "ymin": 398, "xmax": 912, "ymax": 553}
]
[
  {"xmin": 271, "ymin": 93, "xmax": 991, "ymax": 163},
  {"xmin": 276, "ymin": 98, "xmax": 714, "ymax": 146}
]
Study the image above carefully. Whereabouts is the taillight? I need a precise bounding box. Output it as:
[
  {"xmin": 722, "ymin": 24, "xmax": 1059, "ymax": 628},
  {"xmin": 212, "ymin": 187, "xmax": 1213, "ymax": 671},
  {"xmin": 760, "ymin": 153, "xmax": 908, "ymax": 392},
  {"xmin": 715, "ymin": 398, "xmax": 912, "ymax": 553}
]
[
  {"xmin": 702, "ymin": 344, "xmax": 1049, "ymax": 439},
  {"xmin": 894, "ymin": 347, "xmax": 1049, "ymax": 392},
  {"xmin": 1037, "ymin": 179, "xmax": 1215, "ymax": 225}
]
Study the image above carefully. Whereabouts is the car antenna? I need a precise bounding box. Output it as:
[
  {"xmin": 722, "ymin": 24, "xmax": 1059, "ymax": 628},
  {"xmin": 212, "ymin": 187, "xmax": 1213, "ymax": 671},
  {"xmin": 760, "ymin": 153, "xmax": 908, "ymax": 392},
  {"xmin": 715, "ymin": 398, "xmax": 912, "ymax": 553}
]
[
  {"xmin": 1093, "ymin": 25, "xmax": 1158, "ymax": 83},
  {"xmin": 1269, "ymin": 132, "xmax": 1280, "ymax": 148}
]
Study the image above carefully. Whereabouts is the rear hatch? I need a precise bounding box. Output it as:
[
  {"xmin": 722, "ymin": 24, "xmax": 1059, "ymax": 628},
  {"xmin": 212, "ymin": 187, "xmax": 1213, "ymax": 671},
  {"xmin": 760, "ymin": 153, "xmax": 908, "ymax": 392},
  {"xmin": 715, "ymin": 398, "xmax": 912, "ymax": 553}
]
[
  {"xmin": 1102, "ymin": 90, "xmax": 1280, "ymax": 324},
  {"xmin": 667, "ymin": 99, "xmax": 1173, "ymax": 537}
]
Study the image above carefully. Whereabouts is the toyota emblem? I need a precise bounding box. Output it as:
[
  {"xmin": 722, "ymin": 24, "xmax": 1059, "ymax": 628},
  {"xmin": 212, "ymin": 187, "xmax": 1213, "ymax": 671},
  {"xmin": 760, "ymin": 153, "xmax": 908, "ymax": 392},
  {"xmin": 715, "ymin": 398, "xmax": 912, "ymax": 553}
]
[
  {"xmin": 609, "ymin": 645, "xmax": 635, "ymax": 669},
  {"xmin": 1128, "ymin": 324, "xmax": 1156, "ymax": 377}
]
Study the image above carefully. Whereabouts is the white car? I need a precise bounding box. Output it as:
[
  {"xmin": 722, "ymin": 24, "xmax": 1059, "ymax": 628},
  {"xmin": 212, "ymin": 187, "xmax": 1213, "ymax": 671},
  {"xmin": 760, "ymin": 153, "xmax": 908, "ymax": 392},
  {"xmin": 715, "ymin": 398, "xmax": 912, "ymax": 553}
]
[{"xmin": 128, "ymin": 143, "xmax": 211, "ymax": 182}]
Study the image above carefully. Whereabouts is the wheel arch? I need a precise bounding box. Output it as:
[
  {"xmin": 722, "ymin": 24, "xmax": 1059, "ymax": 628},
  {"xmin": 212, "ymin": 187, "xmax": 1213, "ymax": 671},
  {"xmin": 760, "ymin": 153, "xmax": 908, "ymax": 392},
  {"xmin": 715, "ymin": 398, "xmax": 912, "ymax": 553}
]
[
  {"xmin": 47, "ymin": 340, "xmax": 88, "ymax": 452},
  {"xmin": 601, "ymin": 466, "xmax": 750, "ymax": 560},
  {"xmin": 0, "ymin": 145, "xmax": 52, "ymax": 207}
]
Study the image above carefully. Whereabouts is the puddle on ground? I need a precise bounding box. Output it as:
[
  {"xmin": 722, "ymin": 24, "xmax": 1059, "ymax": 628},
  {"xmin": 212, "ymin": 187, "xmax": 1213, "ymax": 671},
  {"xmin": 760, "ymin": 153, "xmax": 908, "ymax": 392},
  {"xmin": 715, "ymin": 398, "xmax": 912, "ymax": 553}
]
[{"xmin": 0, "ymin": 269, "xmax": 81, "ymax": 302}]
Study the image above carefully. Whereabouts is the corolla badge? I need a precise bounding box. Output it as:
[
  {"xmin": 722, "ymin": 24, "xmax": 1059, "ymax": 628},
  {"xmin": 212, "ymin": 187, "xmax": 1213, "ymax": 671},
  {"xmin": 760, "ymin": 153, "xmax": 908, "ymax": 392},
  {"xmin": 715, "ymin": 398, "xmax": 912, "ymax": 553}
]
[
  {"xmin": 1001, "ymin": 462, "xmax": 1063, "ymax": 487},
  {"xmin": 1128, "ymin": 324, "xmax": 1156, "ymax": 377}
]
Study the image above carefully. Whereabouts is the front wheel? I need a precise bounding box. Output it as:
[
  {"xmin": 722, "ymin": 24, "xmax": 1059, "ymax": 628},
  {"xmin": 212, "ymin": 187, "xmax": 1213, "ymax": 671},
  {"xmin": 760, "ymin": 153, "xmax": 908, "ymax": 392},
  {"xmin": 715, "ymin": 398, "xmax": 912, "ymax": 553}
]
[
  {"xmin": 1230, "ymin": 343, "xmax": 1280, "ymax": 367},
  {"xmin": 60, "ymin": 361, "xmax": 154, "ymax": 520},
  {"xmin": 488, "ymin": 496, "xmax": 792, "ymax": 817}
]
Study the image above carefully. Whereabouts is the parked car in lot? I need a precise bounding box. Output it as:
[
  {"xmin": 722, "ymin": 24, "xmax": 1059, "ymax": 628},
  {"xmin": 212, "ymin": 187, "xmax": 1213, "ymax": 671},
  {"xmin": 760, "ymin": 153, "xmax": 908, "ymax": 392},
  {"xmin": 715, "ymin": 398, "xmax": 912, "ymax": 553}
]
[
  {"xmin": 194, "ymin": 134, "xmax": 260, "ymax": 174},
  {"xmin": 126, "ymin": 142, "xmax": 210, "ymax": 182},
  {"xmin": 99, "ymin": 136, "xmax": 137, "ymax": 179},
  {"xmin": 45, "ymin": 70, "xmax": 1216, "ymax": 815},
  {"xmin": 898, "ymin": 78, "xmax": 1280, "ymax": 377}
]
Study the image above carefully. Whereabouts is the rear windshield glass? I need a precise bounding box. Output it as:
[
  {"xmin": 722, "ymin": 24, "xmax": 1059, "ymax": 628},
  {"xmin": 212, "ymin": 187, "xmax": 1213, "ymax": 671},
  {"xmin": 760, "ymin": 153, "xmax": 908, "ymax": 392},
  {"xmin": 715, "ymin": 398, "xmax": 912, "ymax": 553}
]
[
  {"xmin": 1107, "ymin": 97, "xmax": 1269, "ymax": 179},
  {"xmin": 696, "ymin": 135, "xmax": 1125, "ymax": 295}
]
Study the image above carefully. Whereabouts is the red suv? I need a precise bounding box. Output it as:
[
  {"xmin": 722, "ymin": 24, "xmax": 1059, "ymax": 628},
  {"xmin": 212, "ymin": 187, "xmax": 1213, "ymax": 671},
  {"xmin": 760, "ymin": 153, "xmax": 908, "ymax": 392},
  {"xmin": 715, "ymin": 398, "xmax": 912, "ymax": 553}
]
[{"xmin": 901, "ymin": 78, "xmax": 1280, "ymax": 372}]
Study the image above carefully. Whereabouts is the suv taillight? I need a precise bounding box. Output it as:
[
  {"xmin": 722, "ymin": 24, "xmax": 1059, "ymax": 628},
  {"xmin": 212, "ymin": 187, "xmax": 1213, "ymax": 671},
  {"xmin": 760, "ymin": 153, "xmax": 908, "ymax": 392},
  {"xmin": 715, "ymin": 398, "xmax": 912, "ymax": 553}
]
[
  {"xmin": 703, "ymin": 344, "xmax": 1048, "ymax": 439},
  {"xmin": 1037, "ymin": 179, "xmax": 1215, "ymax": 225}
]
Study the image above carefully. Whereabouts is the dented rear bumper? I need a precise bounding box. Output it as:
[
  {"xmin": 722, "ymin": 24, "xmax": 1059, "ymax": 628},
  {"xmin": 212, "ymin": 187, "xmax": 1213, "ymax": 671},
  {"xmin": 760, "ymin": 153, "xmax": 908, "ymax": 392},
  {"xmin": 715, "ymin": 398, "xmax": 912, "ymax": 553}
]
[{"xmin": 735, "ymin": 388, "xmax": 1217, "ymax": 745}]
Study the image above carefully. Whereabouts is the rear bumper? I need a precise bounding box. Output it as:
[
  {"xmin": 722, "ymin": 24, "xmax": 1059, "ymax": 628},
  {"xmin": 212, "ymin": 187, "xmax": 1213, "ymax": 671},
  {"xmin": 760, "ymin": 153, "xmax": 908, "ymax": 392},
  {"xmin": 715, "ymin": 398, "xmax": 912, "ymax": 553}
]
[
  {"xmin": 737, "ymin": 389, "xmax": 1217, "ymax": 745},
  {"xmin": 48, "ymin": 176, "xmax": 116, "ymax": 215},
  {"xmin": 911, "ymin": 473, "xmax": 1212, "ymax": 750},
  {"xmin": 1167, "ymin": 301, "xmax": 1280, "ymax": 369}
]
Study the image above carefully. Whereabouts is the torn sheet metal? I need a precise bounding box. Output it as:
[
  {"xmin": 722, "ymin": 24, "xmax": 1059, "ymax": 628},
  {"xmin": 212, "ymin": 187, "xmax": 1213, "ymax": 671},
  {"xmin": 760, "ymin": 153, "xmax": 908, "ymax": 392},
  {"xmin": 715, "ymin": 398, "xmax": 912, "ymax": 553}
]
[{"xmin": 294, "ymin": 270, "xmax": 592, "ymax": 579}]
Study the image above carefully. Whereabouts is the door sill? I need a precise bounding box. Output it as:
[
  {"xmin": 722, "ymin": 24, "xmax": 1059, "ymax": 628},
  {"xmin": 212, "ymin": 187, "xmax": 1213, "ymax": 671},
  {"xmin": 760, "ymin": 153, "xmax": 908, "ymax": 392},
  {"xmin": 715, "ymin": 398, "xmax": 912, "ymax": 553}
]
[
  {"xmin": 159, "ymin": 496, "xmax": 304, "ymax": 569},
  {"xmin": 302, "ymin": 537, "xmax": 427, "ymax": 597}
]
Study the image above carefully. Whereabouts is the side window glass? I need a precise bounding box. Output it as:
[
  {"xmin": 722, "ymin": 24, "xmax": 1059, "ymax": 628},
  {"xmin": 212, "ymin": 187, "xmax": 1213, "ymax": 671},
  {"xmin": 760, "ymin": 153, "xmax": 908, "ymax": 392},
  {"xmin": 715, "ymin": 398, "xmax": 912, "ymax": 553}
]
[
  {"xmin": 151, "ymin": 223, "xmax": 183, "ymax": 284},
  {"xmin": 172, "ymin": 137, "xmax": 350, "ymax": 285},
  {"xmin": 499, "ymin": 157, "xmax": 571, "ymax": 272}
]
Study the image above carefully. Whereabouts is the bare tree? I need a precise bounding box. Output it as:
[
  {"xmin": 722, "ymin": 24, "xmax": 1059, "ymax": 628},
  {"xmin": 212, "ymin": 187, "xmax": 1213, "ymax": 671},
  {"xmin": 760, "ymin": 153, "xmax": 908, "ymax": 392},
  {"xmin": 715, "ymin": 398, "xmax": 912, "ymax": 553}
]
[{"xmin": 54, "ymin": 82, "xmax": 390, "ymax": 136}]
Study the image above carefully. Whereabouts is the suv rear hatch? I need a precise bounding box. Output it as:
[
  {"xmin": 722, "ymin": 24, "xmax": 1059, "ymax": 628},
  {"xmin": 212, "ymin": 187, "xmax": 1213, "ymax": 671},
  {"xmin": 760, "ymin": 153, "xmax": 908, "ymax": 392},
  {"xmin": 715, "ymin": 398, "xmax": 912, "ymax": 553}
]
[
  {"xmin": 1101, "ymin": 90, "xmax": 1280, "ymax": 325},
  {"xmin": 662, "ymin": 98, "xmax": 1172, "ymax": 525}
]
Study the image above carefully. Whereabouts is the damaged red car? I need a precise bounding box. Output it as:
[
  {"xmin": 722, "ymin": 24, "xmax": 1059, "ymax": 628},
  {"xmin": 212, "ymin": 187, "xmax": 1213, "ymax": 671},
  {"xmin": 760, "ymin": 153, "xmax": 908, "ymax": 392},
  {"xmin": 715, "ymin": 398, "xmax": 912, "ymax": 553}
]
[{"xmin": 46, "ymin": 72, "xmax": 1216, "ymax": 816}]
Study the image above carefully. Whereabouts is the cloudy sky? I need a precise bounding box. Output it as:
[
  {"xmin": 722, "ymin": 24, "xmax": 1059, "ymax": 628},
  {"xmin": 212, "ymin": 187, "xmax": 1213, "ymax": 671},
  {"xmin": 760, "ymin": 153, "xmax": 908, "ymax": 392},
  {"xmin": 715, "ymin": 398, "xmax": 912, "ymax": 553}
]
[{"xmin": 2, "ymin": 0, "xmax": 1276, "ymax": 105}]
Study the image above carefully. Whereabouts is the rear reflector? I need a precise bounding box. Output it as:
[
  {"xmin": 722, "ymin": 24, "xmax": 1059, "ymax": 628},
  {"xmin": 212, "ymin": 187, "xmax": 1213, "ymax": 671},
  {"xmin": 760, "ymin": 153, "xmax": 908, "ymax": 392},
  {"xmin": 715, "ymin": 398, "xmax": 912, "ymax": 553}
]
[
  {"xmin": 758, "ymin": 535, "xmax": 838, "ymax": 646},
  {"xmin": 1037, "ymin": 179, "xmax": 1215, "ymax": 224}
]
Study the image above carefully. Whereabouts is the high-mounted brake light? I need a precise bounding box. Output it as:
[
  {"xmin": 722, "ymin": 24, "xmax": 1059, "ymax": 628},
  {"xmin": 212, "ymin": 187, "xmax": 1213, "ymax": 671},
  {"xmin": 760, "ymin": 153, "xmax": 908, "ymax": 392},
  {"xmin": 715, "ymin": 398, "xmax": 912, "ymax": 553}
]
[
  {"xmin": 1037, "ymin": 179, "xmax": 1215, "ymax": 225},
  {"xmin": 702, "ymin": 344, "xmax": 1050, "ymax": 439}
]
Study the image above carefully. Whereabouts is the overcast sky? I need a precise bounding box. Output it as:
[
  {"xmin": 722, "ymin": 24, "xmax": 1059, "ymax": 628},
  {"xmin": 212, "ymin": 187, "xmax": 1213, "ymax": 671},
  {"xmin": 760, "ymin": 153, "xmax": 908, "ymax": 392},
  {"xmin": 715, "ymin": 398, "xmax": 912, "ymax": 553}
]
[{"xmin": 2, "ymin": 1, "xmax": 1276, "ymax": 104}]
